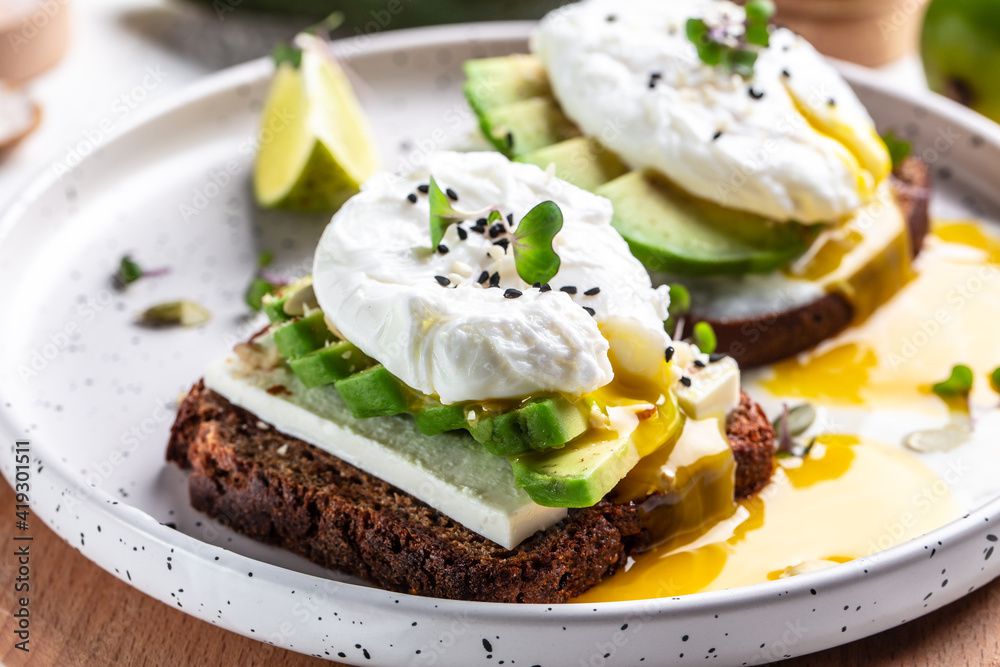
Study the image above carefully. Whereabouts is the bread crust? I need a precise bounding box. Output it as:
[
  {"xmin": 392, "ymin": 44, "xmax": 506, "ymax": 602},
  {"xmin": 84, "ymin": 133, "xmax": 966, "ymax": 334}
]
[
  {"xmin": 168, "ymin": 381, "xmax": 774, "ymax": 603},
  {"xmin": 688, "ymin": 157, "xmax": 931, "ymax": 368}
]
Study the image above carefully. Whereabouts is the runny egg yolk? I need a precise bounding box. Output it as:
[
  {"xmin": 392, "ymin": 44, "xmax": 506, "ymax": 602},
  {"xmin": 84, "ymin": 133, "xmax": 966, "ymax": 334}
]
[
  {"xmin": 783, "ymin": 82, "xmax": 893, "ymax": 211},
  {"xmin": 764, "ymin": 220, "xmax": 1000, "ymax": 412},
  {"xmin": 575, "ymin": 436, "xmax": 959, "ymax": 602}
]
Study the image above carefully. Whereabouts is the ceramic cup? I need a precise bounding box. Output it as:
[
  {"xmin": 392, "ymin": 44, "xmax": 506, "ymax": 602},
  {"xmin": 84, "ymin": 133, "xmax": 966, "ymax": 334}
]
[
  {"xmin": 0, "ymin": 0, "xmax": 70, "ymax": 81},
  {"xmin": 774, "ymin": 0, "xmax": 929, "ymax": 67}
]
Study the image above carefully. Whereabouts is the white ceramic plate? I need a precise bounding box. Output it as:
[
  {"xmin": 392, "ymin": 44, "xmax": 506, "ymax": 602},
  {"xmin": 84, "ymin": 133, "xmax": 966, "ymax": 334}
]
[{"xmin": 2, "ymin": 23, "xmax": 999, "ymax": 667}]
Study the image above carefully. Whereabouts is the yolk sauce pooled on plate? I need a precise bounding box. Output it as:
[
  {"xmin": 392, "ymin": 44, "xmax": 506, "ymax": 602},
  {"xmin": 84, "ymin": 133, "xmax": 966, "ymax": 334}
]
[
  {"xmin": 577, "ymin": 220, "xmax": 996, "ymax": 602},
  {"xmin": 576, "ymin": 436, "xmax": 959, "ymax": 602},
  {"xmin": 763, "ymin": 220, "xmax": 1000, "ymax": 413}
]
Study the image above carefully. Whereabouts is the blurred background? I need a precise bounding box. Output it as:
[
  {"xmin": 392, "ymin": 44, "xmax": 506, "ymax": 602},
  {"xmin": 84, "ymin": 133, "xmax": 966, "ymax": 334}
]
[{"xmin": 0, "ymin": 0, "xmax": 995, "ymax": 210}]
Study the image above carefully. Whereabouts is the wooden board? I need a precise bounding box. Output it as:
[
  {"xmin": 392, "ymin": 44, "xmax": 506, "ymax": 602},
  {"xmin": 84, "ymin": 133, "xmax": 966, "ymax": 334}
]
[{"xmin": 1, "ymin": 477, "xmax": 998, "ymax": 666}]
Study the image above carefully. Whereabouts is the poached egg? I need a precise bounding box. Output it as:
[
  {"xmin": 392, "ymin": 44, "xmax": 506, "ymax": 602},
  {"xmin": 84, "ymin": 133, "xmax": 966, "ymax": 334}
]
[
  {"xmin": 531, "ymin": 0, "xmax": 891, "ymax": 224},
  {"xmin": 312, "ymin": 151, "xmax": 673, "ymax": 405}
]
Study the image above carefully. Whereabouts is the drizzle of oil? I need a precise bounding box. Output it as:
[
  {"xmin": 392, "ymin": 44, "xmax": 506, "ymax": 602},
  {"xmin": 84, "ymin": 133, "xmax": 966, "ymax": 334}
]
[
  {"xmin": 762, "ymin": 220, "xmax": 1000, "ymax": 412},
  {"xmin": 575, "ymin": 437, "xmax": 960, "ymax": 602}
]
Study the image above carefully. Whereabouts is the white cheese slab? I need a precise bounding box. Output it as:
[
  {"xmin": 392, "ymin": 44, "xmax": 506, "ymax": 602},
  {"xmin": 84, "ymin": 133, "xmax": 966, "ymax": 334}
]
[{"xmin": 204, "ymin": 356, "xmax": 567, "ymax": 549}]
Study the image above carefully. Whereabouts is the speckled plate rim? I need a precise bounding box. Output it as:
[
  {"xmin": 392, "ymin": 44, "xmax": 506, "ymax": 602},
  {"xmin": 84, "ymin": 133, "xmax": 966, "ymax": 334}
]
[{"xmin": 2, "ymin": 21, "xmax": 1000, "ymax": 665}]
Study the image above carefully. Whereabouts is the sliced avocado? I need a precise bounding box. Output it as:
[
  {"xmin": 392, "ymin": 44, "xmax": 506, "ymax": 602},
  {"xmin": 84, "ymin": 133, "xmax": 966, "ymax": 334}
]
[
  {"xmin": 511, "ymin": 431, "xmax": 640, "ymax": 508},
  {"xmin": 414, "ymin": 403, "xmax": 469, "ymax": 436},
  {"xmin": 597, "ymin": 170, "xmax": 816, "ymax": 276},
  {"xmin": 287, "ymin": 340, "xmax": 374, "ymax": 388},
  {"xmin": 469, "ymin": 397, "xmax": 588, "ymax": 457},
  {"xmin": 273, "ymin": 311, "xmax": 335, "ymax": 358},
  {"xmin": 334, "ymin": 365, "xmax": 411, "ymax": 418},
  {"xmin": 480, "ymin": 97, "xmax": 581, "ymax": 158},
  {"xmin": 463, "ymin": 55, "xmax": 551, "ymax": 116},
  {"xmin": 518, "ymin": 137, "xmax": 629, "ymax": 192}
]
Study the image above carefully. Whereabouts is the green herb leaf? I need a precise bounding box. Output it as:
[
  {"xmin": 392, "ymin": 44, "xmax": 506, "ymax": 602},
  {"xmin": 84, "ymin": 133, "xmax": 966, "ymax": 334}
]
[
  {"xmin": 511, "ymin": 201, "xmax": 563, "ymax": 285},
  {"xmin": 990, "ymin": 367, "xmax": 1000, "ymax": 395},
  {"xmin": 931, "ymin": 364, "xmax": 974, "ymax": 398},
  {"xmin": 115, "ymin": 255, "xmax": 143, "ymax": 289},
  {"xmin": 245, "ymin": 277, "xmax": 275, "ymax": 311},
  {"xmin": 692, "ymin": 321, "xmax": 717, "ymax": 354},
  {"xmin": 668, "ymin": 284, "xmax": 691, "ymax": 318},
  {"xmin": 685, "ymin": 18, "xmax": 709, "ymax": 46},
  {"xmin": 745, "ymin": 0, "xmax": 775, "ymax": 23},
  {"xmin": 428, "ymin": 177, "xmax": 465, "ymax": 250},
  {"xmin": 696, "ymin": 40, "xmax": 724, "ymax": 67},
  {"xmin": 488, "ymin": 210, "xmax": 503, "ymax": 226},
  {"xmin": 744, "ymin": 23, "xmax": 770, "ymax": 48},
  {"xmin": 684, "ymin": 18, "xmax": 724, "ymax": 67},
  {"xmin": 726, "ymin": 48, "xmax": 759, "ymax": 78},
  {"xmin": 686, "ymin": 4, "xmax": 772, "ymax": 78},
  {"xmin": 881, "ymin": 130, "xmax": 912, "ymax": 170},
  {"xmin": 272, "ymin": 43, "xmax": 303, "ymax": 69},
  {"xmin": 664, "ymin": 284, "xmax": 691, "ymax": 337}
]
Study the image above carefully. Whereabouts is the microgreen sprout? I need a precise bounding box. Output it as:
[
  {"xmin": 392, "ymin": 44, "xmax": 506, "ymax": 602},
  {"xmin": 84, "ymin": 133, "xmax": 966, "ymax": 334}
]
[
  {"xmin": 881, "ymin": 130, "xmax": 912, "ymax": 170},
  {"xmin": 112, "ymin": 254, "xmax": 170, "ymax": 290},
  {"xmin": 686, "ymin": 0, "xmax": 774, "ymax": 78}
]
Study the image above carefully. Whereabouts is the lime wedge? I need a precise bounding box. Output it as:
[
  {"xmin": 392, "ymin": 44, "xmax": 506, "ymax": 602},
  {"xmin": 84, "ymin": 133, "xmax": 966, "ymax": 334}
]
[{"xmin": 253, "ymin": 46, "xmax": 380, "ymax": 211}]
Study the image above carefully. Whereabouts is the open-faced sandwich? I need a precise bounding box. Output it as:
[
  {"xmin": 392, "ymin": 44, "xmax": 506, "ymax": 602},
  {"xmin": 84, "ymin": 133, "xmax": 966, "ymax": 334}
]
[
  {"xmin": 463, "ymin": 0, "xmax": 930, "ymax": 367},
  {"xmin": 168, "ymin": 151, "xmax": 776, "ymax": 603}
]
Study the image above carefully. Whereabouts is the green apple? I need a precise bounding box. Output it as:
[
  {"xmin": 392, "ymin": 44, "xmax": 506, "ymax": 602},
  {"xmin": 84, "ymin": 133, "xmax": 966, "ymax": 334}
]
[{"xmin": 922, "ymin": 0, "xmax": 1000, "ymax": 122}]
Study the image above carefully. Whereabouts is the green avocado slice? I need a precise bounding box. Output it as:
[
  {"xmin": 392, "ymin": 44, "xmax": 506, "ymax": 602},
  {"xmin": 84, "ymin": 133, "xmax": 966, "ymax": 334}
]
[
  {"xmin": 511, "ymin": 431, "xmax": 641, "ymax": 508},
  {"xmin": 462, "ymin": 55, "xmax": 821, "ymax": 276}
]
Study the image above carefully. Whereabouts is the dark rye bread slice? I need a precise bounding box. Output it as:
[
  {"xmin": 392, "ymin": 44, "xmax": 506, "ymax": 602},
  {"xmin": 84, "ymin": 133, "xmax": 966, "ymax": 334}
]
[
  {"xmin": 167, "ymin": 382, "xmax": 774, "ymax": 603},
  {"xmin": 688, "ymin": 156, "xmax": 931, "ymax": 369}
]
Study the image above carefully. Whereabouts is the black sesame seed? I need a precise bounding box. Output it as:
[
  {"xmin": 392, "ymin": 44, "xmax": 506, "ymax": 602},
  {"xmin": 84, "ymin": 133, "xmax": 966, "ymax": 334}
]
[
  {"xmin": 506, "ymin": 131, "xmax": 514, "ymax": 149},
  {"xmin": 406, "ymin": 193, "xmax": 418, "ymax": 203},
  {"xmin": 445, "ymin": 188, "xmax": 459, "ymax": 201},
  {"xmin": 606, "ymin": 13, "xmax": 616, "ymax": 22},
  {"xmin": 648, "ymin": 72, "xmax": 662, "ymax": 89},
  {"xmin": 560, "ymin": 286, "xmax": 578, "ymax": 295},
  {"xmin": 477, "ymin": 271, "xmax": 490, "ymax": 284},
  {"xmin": 748, "ymin": 87, "xmax": 765, "ymax": 100},
  {"xmin": 680, "ymin": 376, "xmax": 692, "ymax": 387},
  {"xmin": 827, "ymin": 98, "xmax": 837, "ymax": 107},
  {"xmin": 781, "ymin": 69, "xmax": 791, "ymax": 78},
  {"xmin": 694, "ymin": 359, "xmax": 706, "ymax": 368},
  {"xmin": 532, "ymin": 282, "xmax": 541, "ymax": 288},
  {"xmin": 437, "ymin": 243, "xmax": 449, "ymax": 254},
  {"xmin": 476, "ymin": 217, "xmax": 488, "ymax": 227},
  {"xmin": 494, "ymin": 238, "xmax": 510, "ymax": 251},
  {"xmin": 489, "ymin": 222, "xmax": 505, "ymax": 238},
  {"xmin": 712, "ymin": 130, "xmax": 723, "ymax": 141},
  {"xmin": 457, "ymin": 227, "xmax": 468, "ymax": 240},
  {"xmin": 506, "ymin": 213, "xmax": 514, "ymax": 226},
  {"xmin": 582, "ymin": 306, "xmax": 596, "ymax": 316},
  {"xmin": 434, "ymin": 275, "xmax": 451, "ymax": 287},
  {"xmin": 489, "ymin": 272, "xmax": 501, "ymax": 288},
  {"xmin": 539, "ymin": 283, "xmax": 552, "ymax": 292},
  {"xmin": 417, "ymin": 184, "xmax": 430, "ymax": 194},
  {"xmin": 664, "ymin": 346, "xmax": 675, "ymax": 363},
  {"xmin": 708, "ymin": 353, "xmax": 726, "ymax": 363},
  {"xmin": 504, "ymin": 288, "xmax": 522, "ymax": 299},
  {"xmin": 584, "ymin": 287, "xmax": 600, "ymax": 296}
]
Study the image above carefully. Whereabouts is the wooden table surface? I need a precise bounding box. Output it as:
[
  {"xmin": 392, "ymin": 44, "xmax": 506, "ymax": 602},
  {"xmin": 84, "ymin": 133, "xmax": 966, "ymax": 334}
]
[{"xmin": 1, "ymin": 478, "xmax": 999, "ymax": 667}]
